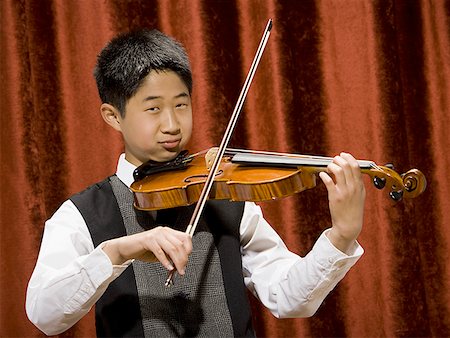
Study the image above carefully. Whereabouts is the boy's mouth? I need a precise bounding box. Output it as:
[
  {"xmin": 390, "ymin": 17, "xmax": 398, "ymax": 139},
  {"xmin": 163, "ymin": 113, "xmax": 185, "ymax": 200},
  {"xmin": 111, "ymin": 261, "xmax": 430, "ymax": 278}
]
[{"xmin": 160, "ymin": 139, "xmax": 181, "ymax": 150}]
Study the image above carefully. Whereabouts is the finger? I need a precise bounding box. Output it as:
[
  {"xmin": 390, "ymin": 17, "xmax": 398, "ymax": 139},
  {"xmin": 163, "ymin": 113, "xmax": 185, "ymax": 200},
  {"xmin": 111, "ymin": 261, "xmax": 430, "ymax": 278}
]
[
  {"xmin": 147, "ymin": 238, "xmax": 175, "ymax": 272},
  {"xmin": 163, "ymin": 233, "xmax": 191, "ymax": 275},
  {"xmin": 319, "ymin": 171, "xmax": 336, "ymax": 194},
  {"xmin": 165, "ymin": 229, "xmax": 193, "ymax": 267},
  {"xmin": 335, "ymin": 154, "xmax": 355, "ymax": 183},
  {"xmin": 170, "ymin": 229, "xmax": 193, "ymax": 255},
  {"xmin": 340, "ymin": 152, "xmax": 362, "ymax": 181},
  {"xmin": 328, "ymin": 160, "xmax": 346, "ymax": 186},
  {"xmin": 181, "ymin": 234, "xmax": 193, "ymax": 255}
]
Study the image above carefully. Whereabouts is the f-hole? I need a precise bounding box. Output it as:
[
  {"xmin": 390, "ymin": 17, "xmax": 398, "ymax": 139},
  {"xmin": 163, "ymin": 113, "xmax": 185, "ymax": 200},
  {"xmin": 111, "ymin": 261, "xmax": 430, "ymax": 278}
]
[{"xmin": 184, "ymin": 170, "xmax": 224, "ymax": 183}]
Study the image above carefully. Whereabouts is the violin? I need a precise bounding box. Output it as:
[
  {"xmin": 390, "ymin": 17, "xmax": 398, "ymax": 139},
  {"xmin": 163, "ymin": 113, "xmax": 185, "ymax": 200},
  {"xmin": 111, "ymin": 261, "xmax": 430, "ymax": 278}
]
[{"xmin": 130, "ymin": 147, "xmax": 427, "ymax": 211}]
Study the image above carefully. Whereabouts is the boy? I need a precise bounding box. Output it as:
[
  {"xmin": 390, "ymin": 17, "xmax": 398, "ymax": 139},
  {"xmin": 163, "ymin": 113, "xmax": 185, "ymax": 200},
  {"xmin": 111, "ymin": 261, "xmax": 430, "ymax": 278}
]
[{"xmin": 26, "ymin": 29, "xmax": 365, "ymax": 337}]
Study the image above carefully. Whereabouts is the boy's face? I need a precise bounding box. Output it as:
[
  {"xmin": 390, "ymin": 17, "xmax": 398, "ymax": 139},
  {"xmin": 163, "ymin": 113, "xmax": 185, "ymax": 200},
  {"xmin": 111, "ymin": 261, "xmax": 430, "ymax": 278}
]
[{"xmin": 115, "ymin": 70, "xmax": 193, "ymax": 166}]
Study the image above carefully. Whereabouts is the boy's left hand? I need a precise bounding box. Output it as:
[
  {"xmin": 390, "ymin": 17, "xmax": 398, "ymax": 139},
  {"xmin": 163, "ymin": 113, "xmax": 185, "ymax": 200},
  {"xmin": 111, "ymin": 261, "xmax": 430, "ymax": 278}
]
[{"xmin": 319, "ymin": 152, "xmax": 366, "ymax": 254}]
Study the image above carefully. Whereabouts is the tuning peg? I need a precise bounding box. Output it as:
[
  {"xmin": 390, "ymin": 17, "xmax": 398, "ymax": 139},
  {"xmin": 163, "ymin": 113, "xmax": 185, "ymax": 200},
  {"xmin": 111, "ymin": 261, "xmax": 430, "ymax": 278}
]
[
  {"xmin": 373, "ymin": 177, "xmax": 386, "ymax": 189},
  {"xmin": 389, "ymin": 190, "xmax": 403, "ymax": 201}
]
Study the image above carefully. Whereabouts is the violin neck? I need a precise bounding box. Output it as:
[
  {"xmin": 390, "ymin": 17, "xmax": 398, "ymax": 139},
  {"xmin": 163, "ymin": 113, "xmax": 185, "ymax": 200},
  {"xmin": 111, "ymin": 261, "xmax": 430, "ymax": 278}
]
[{"xmin": 230, "ymin": 151, "xmax": 375, "ymax": 169}]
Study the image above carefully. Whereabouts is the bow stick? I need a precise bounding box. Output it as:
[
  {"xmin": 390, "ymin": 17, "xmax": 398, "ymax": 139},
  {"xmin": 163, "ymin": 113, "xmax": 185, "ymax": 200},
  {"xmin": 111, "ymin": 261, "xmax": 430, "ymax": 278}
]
[{"xmin": 165, "ymin": 19, "xmax": 273, "ymax": 286}]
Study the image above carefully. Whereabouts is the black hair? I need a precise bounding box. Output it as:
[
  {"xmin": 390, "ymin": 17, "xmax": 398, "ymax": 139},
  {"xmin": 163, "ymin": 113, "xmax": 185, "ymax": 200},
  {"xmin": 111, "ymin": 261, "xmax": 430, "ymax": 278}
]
[{"xmin": 94, "ymin": 29, "xmax": 192, "ymax": 117}]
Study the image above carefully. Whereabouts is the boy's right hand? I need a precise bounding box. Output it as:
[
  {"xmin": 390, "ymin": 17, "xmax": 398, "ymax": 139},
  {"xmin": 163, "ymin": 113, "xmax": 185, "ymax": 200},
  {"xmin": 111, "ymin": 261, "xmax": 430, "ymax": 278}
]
[{"xmin": 102, "ymin": 226, "xmax": 192, "ymax": 275}]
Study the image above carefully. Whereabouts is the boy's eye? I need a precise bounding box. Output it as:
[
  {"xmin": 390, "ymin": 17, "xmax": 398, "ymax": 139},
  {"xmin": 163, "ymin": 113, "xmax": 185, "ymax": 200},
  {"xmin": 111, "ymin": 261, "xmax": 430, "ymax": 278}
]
[
  {"xmin": 176, "ymin": 103, "xmax": 188, "ymax": 109},
  {"xmin": 146, "ymin": 107, "xmax": 159, "ymax": 112}
]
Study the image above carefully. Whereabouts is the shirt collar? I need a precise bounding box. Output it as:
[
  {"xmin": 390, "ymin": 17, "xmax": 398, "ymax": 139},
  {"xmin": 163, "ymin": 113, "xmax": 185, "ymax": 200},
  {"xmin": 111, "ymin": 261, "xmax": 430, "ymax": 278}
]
[{"xmin": 116, "ymin": 153, "xmax": 136, "ymax": 188}]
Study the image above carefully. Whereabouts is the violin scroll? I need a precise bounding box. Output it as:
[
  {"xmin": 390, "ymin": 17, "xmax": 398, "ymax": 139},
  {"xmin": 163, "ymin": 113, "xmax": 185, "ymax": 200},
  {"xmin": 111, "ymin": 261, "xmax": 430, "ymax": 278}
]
[
  {"xmin": 366, "ymin": 165, "xmax": 427, "ymax": 201},
  {"xmin": 401, "ymin": 168, "xmax": 427, "ymax": 199}
]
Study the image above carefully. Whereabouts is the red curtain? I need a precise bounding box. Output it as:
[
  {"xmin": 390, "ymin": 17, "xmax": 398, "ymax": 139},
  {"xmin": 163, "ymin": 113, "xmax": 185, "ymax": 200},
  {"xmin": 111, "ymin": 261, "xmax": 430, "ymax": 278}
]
[{"xmin": 1, "ymin": 0, "xmax": 449, "ymax": 337}]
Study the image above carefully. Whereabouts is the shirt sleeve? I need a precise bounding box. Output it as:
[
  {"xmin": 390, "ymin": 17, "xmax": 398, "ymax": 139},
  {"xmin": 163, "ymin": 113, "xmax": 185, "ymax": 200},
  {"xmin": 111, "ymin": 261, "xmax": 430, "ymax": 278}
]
[
  {"xmin": 240, "ymin": 202, "xmax": 363, "ymax": 318},
  {"xmin": 25, "ymin": 200, "xmax": 132, "ymax": 336}
]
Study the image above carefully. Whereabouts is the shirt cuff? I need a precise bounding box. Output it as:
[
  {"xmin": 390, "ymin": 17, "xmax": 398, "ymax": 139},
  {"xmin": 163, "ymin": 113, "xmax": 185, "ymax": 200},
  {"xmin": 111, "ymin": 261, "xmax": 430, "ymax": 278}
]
[
  {"xmin": 87, "ymin": 244, "xmax": 132, "ymax": 287},
  {"xmin": 312, "ymin": 229, "xmax": 363, "ymax": 270}
]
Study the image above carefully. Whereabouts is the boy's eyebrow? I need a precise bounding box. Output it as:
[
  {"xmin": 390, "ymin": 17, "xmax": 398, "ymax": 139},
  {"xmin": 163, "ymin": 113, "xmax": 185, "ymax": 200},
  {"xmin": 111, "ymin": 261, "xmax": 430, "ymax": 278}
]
[{"xmin": 142, "ymin": 92, "xmax": 189, "ymax": 102}]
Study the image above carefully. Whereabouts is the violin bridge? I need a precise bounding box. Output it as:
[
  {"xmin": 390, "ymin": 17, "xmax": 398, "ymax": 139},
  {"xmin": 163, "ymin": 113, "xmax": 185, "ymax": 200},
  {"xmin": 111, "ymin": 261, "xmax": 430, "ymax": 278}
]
[{"xmin": 205, "ymin": 147, "xmax": 219, "ymax": 170}]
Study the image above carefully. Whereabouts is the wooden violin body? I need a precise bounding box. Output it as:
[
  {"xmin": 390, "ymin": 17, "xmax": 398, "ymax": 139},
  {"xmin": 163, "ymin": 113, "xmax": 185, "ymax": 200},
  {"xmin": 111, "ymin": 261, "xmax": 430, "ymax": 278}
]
[{"xmin": 130, "ymin": 148, "xmax": 427, "ymax": 211}]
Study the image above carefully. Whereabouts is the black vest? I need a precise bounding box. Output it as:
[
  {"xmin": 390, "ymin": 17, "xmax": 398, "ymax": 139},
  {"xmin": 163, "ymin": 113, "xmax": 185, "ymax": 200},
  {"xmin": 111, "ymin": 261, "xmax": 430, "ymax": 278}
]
[{"xmin": 71, "ymin": 176, "xmax": 255, "ymax": 337}]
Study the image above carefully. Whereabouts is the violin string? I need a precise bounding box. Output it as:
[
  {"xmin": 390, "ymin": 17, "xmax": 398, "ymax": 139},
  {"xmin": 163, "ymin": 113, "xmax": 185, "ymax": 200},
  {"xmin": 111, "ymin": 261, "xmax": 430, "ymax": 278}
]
[
  {"xmin": 226, "ymin": 147, "xmax": 379, "ymax": 169},
  {"xmin": 188, "ymin": 147, "xmax": 381, "ymax": 171},
  {"xmin": 226, "ymin": 147, "xmax": 336, "ymax": 160}
]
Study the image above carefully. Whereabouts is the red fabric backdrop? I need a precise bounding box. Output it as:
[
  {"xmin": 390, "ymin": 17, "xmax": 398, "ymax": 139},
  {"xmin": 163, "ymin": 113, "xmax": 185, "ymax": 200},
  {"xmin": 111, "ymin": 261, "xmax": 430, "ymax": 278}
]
[{"xmin": 1, "ymin": 0, "xmax": 449, "ymax": 337}]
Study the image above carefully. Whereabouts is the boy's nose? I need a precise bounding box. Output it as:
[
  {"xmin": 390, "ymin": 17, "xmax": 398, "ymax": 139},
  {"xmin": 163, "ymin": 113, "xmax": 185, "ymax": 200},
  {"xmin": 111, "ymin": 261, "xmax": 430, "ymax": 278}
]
[{"xmin": 160, "ymin": 109, "xmax": 180, "ymax": 134}]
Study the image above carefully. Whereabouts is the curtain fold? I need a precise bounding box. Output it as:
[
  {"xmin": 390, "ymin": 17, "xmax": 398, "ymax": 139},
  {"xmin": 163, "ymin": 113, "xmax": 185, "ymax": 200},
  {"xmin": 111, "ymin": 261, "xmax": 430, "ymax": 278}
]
[{"xmin": 1, "ymin": 0, "xmax": 449, "ymax": 336}]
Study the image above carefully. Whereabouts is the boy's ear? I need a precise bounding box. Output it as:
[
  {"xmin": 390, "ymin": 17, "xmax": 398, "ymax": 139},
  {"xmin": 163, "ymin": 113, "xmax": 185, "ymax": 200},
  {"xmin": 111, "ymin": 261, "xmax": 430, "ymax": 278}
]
[{"xmin": 100, "ymin": 103, "xmax": 122, "ymax": 131}]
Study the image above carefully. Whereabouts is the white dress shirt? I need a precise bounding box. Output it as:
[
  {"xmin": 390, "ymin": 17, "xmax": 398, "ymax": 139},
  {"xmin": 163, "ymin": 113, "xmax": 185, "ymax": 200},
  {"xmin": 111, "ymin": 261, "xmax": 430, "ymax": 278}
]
[{"xmin": 26, "ymin": 154, "xmax": 363, "ymax": 336}]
